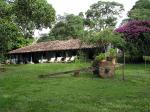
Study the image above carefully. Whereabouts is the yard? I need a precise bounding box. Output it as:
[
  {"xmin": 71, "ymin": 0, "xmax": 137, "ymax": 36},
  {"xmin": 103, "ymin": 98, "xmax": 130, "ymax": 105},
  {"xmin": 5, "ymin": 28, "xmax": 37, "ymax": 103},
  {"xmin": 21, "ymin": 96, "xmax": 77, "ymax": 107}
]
[{"xmin": 0, "ymin": 63, "xmax": 150, "ymax": 112}]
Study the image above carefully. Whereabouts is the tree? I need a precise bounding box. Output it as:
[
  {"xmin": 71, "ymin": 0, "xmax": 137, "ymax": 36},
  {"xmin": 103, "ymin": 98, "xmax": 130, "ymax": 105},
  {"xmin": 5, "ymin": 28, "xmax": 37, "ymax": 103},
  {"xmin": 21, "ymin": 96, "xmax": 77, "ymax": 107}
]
[
  {"xmin": 65, "ymin": 14, "xmax": 84, "ymax": 38},
  {"xmin": 0, "ymin": 19, "xmax": 30, "ymax": 62},
  {"xmin": 38, "ymin": 14, "xmax": 84, "ymax": 42},
  {"xmin": 0, "ymin": 0, "xmax": 34, "ymax": 62},
  {"xmin": 50, "ymin": 21, "xmax": 67, "ymax": 40},
  {"xmin": 13, "ymin": 0, "xmax": 55, "ymax": 38},
  {"xmin": 128, "ymin": 0, "xmax": 150, "ymax": 20},
  {"xmin": 115, "ymin": 20, "xmax": 150, "ymax": 57},
  {"xmin": 85, "ymin": 1, "xmax": 124, "ymax": 31},
  {"xmin": 85, "ymin": 29, "xmax": 125, "ymax": 52},
  {"xmin": 0, "ymin": 0, "xmax": 12, "ymax": 20}
]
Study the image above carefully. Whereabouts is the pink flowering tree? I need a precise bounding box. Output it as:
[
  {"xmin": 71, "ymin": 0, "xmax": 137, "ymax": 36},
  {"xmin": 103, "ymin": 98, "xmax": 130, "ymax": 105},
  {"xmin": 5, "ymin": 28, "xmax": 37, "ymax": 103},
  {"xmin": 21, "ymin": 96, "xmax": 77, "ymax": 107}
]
[{"xmin": 115, "ymin": 20, "xmax": 150, "ymax": 58}]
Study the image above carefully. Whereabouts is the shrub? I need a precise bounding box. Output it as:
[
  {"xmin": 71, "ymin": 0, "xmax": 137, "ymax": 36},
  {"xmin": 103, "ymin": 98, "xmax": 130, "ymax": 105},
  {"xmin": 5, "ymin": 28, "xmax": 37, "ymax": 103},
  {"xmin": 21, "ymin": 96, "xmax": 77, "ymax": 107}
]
[
  {"xmin": 95, "ymin": 53, "xmax": 106, "ymax": 62},
  {"xmin": 0, "ymin": 54, "xmax": 7, "ymax": 64},
  {"xmin": 107, "ymin": 48, "xmax": 117, "ymax": 58},
  {"xmin": 143, "ymin": 56, "xmax": 150, "ymax": 61}
]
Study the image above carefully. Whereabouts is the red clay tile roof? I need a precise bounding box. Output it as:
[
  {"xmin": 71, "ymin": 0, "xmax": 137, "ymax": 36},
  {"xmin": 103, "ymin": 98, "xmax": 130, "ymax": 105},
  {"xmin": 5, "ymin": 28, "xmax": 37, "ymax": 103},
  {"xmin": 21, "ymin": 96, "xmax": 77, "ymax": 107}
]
[{"xmin": 9, "ymin": 39, "xmax": 94, "ymax": 54}]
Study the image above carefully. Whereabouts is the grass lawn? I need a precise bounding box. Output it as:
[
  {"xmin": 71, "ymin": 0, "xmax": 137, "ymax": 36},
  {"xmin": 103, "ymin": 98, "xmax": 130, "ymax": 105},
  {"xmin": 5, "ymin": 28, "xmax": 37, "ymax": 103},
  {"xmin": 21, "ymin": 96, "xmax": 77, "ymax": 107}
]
[{"xmin": 0, "ymin": 63, "xmax": 150, "ymax": 112}]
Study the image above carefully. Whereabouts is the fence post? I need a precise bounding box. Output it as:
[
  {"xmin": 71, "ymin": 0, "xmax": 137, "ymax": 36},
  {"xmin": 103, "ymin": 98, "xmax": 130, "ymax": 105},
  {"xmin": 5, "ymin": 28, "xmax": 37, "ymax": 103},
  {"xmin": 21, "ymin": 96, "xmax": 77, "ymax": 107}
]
[{"xmin": 122, "ymin": 51, "xmax": 125, "ymax": 80}]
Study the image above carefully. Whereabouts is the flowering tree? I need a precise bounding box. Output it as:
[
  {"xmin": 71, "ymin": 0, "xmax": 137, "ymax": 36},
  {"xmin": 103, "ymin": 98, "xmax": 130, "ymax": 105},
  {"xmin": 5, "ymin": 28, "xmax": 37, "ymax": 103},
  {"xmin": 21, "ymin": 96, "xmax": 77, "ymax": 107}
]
[{"xmin": 115, "ymin": 20, "xmax": 150, "ymax": 57}]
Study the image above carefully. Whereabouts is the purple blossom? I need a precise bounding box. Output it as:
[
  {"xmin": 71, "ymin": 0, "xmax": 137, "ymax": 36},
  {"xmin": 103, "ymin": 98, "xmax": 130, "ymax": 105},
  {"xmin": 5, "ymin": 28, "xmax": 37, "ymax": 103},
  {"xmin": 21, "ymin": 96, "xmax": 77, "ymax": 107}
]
[{"xmin": 115, "ymin": 20, "xmax": 150, "ymax": 39}]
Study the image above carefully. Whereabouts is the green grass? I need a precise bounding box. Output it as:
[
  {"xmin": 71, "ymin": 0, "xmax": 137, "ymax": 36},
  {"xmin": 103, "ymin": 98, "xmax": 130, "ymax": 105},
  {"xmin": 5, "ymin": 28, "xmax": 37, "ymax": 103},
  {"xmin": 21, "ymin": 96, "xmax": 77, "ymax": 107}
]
[{"xmin": 0, "ymin": 63, "xmax": 150, "ymax": 112}]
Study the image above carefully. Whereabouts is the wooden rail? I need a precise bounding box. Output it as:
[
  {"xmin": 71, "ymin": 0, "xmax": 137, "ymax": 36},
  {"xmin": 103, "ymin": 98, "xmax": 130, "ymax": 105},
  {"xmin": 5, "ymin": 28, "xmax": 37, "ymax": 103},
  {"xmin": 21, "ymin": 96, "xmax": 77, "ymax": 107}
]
[{"xmin": 39, "ymin": 67, "xmax": 94, "ymax": 78}]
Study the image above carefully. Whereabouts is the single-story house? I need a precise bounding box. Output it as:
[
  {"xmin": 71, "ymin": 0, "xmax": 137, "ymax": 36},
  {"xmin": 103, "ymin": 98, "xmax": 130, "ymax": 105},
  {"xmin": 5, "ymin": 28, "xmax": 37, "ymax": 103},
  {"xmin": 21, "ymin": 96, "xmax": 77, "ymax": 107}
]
[{"xmin": 8, "ymin": 39, "xmax": 98, "ymax": 64}]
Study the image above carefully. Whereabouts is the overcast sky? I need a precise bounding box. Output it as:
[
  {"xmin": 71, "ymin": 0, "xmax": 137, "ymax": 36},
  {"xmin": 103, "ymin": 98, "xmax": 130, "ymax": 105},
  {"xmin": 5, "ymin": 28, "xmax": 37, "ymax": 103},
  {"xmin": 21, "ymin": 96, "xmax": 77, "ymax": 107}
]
[
  {"xmin": 47, "ymin": 0, "xmax": 138, "ymax": 15},
  {"xmin": 34, "ymin": 0, "xmax": 138, "ymax": 37}
]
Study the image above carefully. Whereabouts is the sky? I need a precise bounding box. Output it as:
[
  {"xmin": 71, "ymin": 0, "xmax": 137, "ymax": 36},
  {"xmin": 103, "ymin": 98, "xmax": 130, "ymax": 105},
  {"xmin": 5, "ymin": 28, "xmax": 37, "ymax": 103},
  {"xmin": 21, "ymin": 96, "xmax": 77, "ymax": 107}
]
[
  {"xmin": 47, "ymin": 0, "xmax": 138, "ymax": 16},
  {"xmin": 34, "ymin": 0, "xmax": 138, "ymax": 37}
]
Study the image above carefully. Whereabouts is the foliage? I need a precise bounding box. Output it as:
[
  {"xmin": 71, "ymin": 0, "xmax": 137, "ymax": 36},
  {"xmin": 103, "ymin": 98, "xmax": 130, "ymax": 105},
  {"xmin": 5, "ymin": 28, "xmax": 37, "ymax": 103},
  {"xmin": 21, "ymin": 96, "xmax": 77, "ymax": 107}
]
[
  {"xmin": 13, "ymin": 0, "xmax": 55, "ymax": 38},
  {"xmin": 0, "ymin": 0, "xmax": 55, "ymax": 62},
  {"xmin": 0, "ymin": 54, "xmax": 7, "ymax": 63},
  {"xmin": 86, "ymin": 29, "xmax": 125, "ymax": 51},
  {"xmin": 65, "ymin": 14, "xmax": 84, "ymax": 38},
  {"xmin": 0, "ymin": 19, "xmax": 28, "ymax": 50},
  {"xmin": 38, "ymin": 14, "xmax": 84, "ymax": 42},
  {"xmin": 0, "ymin": 0, "xmax": 12, "ymax": 20},
  {"xmin": 94, "ymin": 48, "xmax": 117, "ymax": 66},
  {"xmin": 0, "ymin": 19, "xmax": 32, "ymax": 63},
  {"xmin": 75, "ymin": 51, "xmax": 87, "ymax": 63},
  {"xmin": 95, "ymin": 53, "xmax": 106, "ymax": 62},
  {"xmin": 107, "ymin": 48, "xmax": 117, "ymax": 58},
  {"xmin": 50, "ymin": 21, "xmax": 67, "ymax": 40},
  {"xmin": 143, "ymin": 56, "xmax": 150, "ymax": 61},
  {"xmin": 115, "ymin": 20, "xmax": 150, "ymax": 56},
  {"xmin": 38, "ymin": 1, "xmax": 125, "ymax": 42},
  {"xmin": 85, "ymin": 1, "xmax": 124, "ymax": 31},
  {"xmin": 52, "ymin": 14, "xmax": 84, "ymax": 40},
  {"xmin": 128, "ymin": 0, "xmax": 150, "ymax": 20}
]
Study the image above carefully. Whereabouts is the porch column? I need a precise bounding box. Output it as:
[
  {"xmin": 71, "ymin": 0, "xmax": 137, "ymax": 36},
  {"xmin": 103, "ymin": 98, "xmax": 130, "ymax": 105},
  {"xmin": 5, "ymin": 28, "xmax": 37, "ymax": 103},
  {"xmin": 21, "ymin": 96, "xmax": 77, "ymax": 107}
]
[
  {"xmin": 40, "ymin": 53, "xmax": 43, "ymax": 63},
  {"xmin": 65, "ymin": 51, "xmax": 68, "ymax": 57},
  {"xmin": 30, "ymin": 54, "xmax": 34, "ymax": 64},
  {"xmin": 20, "ymin": 54, "xmax": 23, "ymax": 64},
  {"xmin": 15, "ymin": 55, "xmax": 18, "ymax": 64}
]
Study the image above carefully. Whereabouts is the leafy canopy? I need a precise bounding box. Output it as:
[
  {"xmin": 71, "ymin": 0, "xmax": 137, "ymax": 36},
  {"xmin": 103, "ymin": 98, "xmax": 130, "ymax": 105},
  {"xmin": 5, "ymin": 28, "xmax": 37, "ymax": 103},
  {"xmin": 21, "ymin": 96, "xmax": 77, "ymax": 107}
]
[
  {"xmin": 86, "ymin": 29, "xmax": 125, "ymax": 51},
  {"xmin": 128, "ymin": 0, "xmax": 150, "ymax": 20},
  {"xmin": 0, "ymin": 19, "xmax": 32, "ymax": 63},
  {"xmin": 85, "ymin": 1, "xmax": 124, "ymax": 31},
  {"xmin": 0, "ymin": 0, "xmax": 12, "ymax": 20},
  {"xmin": 0, "ymin": 0, "xmax": 55, "ymax": 62},
  {"xmin": 38, "ymin": 14, "xmax": 84, "ymax": 42},
  {"xmin": 13, "ymin": 0, "xmax": 55, "ymax": 38}
]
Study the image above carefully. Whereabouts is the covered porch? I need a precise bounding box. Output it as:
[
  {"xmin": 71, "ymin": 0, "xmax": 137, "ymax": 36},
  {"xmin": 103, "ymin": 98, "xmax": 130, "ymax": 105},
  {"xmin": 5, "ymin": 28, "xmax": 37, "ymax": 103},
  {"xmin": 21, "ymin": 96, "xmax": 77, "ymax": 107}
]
[{"xmin": 9, "ymin": 48, "xmax": 95, "ymax": 64}]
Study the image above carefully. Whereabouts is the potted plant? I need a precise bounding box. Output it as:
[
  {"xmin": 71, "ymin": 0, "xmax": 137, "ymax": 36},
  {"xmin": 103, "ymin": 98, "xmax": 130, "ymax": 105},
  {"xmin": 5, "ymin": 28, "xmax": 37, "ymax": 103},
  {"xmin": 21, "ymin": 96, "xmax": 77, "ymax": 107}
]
[
  {"xmin": 107, "ymin": 48, "xmax": 117, "ymax": 65},
  {"xmin": 92, "ymin": 53, "xmax": 106, "ymax": 76},
  {"xmin": 95, "ymin": 53, "xmax": 106, "ymax": 63}
]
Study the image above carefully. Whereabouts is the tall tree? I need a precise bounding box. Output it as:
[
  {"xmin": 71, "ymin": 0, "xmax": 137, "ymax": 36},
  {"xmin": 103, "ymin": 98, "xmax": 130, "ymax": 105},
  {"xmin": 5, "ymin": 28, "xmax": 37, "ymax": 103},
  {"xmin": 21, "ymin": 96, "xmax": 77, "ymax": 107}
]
[
  {"xmin": 85, "ymin": 1, "xmax": 124, "ymax": 31},
  {"xmin": 65, "ymin": 14, "xmax": 84, "ymax": 38},
  {"xmin": 0, "ymin": 19, "xmax": 30, "ymax": 62},
  {"xmin": 38, "ymin": 14, "xmax": 84, "ymax": 42},
  {"xmin": 13, "ymin": 0, "xmax": 55, "ymax": 38},
  {"xmin": 50, "ymin": 21, "xmax": 67, "ymax": 40},
  {"xmin": 85, "ymin": 29, "xmax": 125, "ymax": 52},
  {"xmin": 128, "ymin": 0, "xmax": 150, "ymax": 20},
  {"xmin": 0, "ymin": 0, "xmax": 12, "ymax": 20}
]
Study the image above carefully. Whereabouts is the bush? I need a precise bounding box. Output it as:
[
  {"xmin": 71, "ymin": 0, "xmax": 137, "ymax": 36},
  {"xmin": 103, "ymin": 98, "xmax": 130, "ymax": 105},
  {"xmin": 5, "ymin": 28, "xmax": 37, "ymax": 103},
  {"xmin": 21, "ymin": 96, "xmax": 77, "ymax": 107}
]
[
  {"xmin": 75, "ymin": 51, "xmax": 87, "ymax": 63},
  {"xmin": 143, "ymin": 56, "xmax": 150, "ymax": 62},
  {"xmin": 117, "ymin": 55, "xmax": 144, "ymax": 63},
  {"xmin": 107, "ymin": 48, "xmax": 117, "ymax": 58},
  {"xmin": 0, "ymin": 54, "xmax": 6, "ymax": 64},
  {"xmin": 95, "ymin": 53, "xmax": 106, "ymax": 62}
]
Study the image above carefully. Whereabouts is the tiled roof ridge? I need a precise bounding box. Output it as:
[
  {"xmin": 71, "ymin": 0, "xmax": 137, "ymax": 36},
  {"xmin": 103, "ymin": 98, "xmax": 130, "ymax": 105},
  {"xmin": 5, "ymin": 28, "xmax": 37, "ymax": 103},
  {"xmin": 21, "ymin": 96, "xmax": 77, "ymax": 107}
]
[{"xmin": 9, "ymin": 39, "xmax": 93, "ymax": 54}]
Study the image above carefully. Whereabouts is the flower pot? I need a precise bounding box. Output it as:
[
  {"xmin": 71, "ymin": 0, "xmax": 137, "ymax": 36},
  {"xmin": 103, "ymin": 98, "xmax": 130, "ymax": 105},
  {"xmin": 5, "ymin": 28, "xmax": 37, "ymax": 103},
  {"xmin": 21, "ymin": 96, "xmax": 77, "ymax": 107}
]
[
  {"xmin": 100, "ymin": 59, "xmax": 106, "ymax": 63},
  {"xmin": 112, "ymin": 58, "xmax": 116, "ymax": 65}
]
